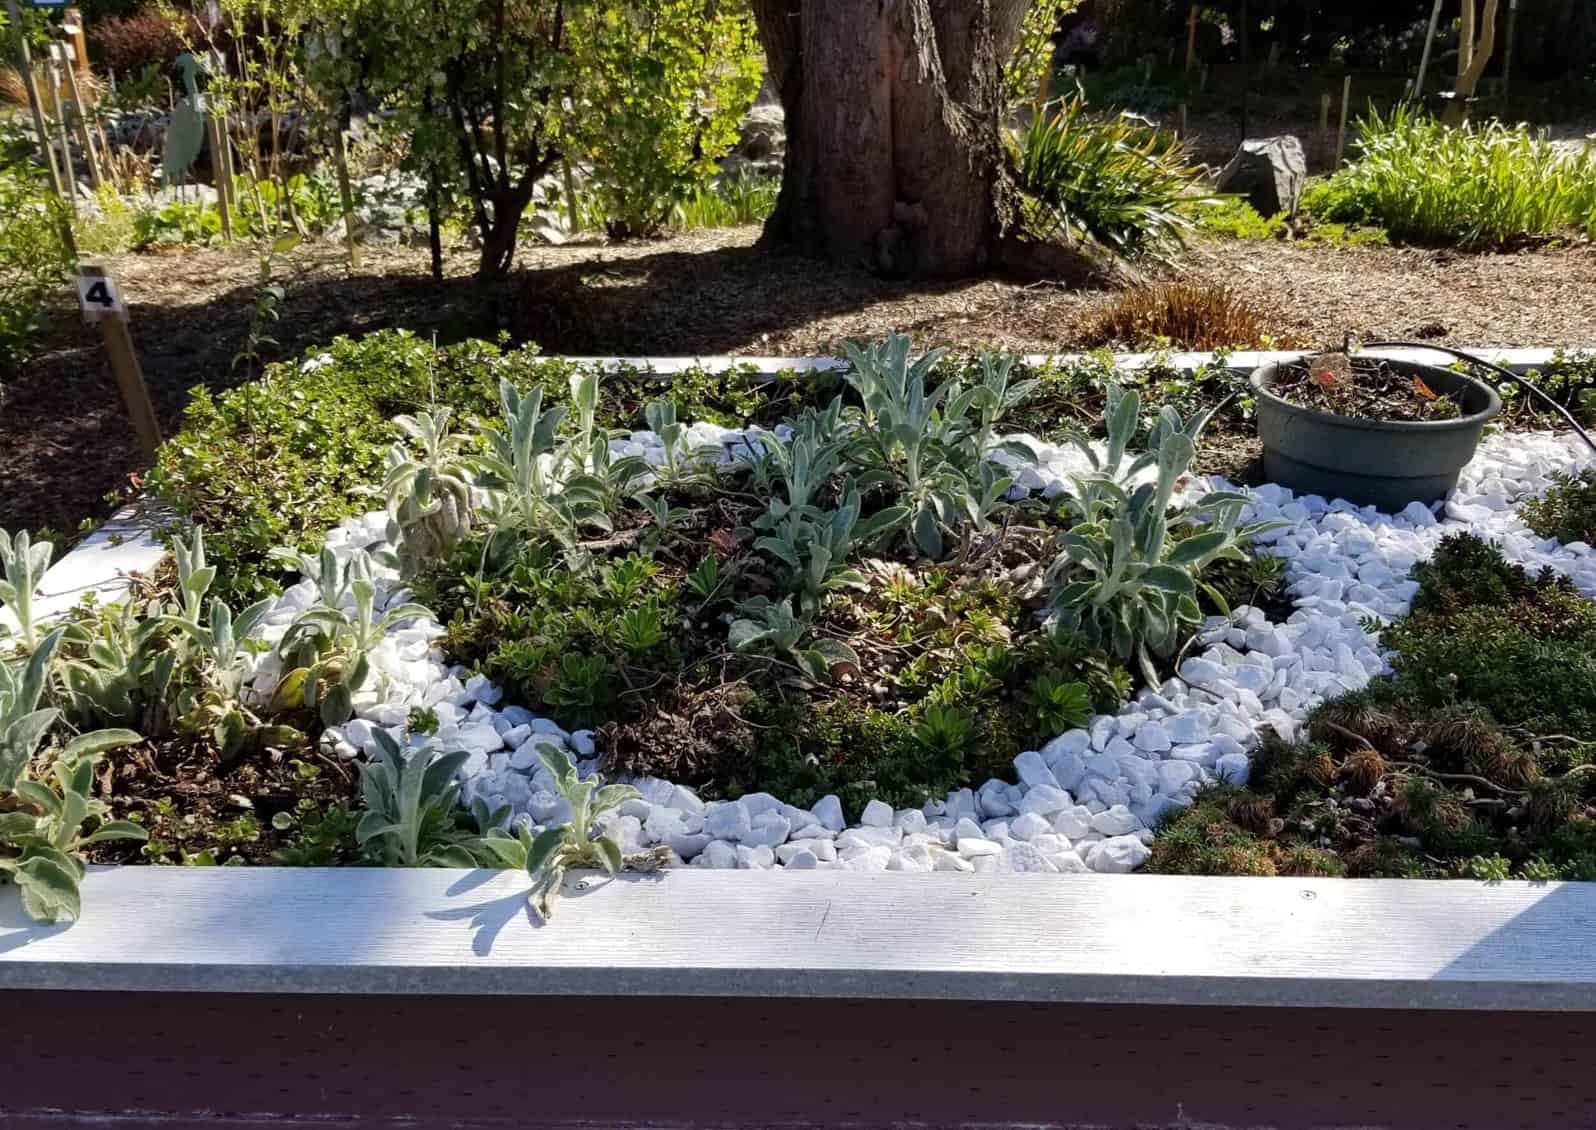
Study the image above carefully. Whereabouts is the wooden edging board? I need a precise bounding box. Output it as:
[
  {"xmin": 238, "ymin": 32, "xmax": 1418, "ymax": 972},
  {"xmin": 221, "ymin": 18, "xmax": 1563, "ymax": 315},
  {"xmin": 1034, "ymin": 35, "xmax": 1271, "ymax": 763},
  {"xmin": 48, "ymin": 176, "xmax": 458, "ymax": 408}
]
[{"xmin": 2, "ymin": 867, "xmax": 1594, "ymax": 1011}]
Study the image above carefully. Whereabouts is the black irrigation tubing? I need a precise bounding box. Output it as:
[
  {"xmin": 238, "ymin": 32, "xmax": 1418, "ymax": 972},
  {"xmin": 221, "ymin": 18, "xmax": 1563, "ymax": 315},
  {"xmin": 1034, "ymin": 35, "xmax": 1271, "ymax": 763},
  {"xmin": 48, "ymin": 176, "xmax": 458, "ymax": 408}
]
[{"xmin": 1360, "ymin": 340, "xmax": 1596, "ymax": 458}]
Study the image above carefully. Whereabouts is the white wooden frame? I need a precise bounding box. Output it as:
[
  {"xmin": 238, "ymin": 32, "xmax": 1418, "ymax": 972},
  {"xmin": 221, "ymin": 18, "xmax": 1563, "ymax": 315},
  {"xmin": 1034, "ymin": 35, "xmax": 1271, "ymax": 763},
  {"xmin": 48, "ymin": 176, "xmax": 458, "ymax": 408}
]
[{"xmin": 2, "ymin": 867, "xmax": 1594, "ymax": 1010}]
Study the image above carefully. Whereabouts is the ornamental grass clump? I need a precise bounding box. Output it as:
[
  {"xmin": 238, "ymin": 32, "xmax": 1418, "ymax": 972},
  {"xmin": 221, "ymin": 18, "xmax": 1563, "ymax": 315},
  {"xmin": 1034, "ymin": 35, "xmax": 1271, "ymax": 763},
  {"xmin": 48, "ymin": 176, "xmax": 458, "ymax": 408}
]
[
  {"xmin": 1015, "ymin": 93, "xmax": 1208, "ymax": 261},
  {"xmin": 1308, "ymin": 105, "xmax": 1596, "ymax": 247}
]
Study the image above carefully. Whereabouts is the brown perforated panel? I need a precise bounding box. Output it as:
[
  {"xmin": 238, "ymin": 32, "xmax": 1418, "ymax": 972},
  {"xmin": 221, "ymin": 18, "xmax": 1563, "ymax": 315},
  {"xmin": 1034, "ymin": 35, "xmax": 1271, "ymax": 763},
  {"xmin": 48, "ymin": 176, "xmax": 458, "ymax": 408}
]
[{"xmin": 10, "ymin": 993, "xmax": 1595, "ymax": 1128}]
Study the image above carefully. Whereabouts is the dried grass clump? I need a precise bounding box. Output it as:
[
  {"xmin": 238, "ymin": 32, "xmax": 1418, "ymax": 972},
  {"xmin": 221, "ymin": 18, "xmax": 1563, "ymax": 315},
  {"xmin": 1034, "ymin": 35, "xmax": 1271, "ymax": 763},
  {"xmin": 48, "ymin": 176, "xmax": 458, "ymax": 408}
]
[{"xmin": 1078, "ymin": 281, "xmax": 1283, "ymax": 350}]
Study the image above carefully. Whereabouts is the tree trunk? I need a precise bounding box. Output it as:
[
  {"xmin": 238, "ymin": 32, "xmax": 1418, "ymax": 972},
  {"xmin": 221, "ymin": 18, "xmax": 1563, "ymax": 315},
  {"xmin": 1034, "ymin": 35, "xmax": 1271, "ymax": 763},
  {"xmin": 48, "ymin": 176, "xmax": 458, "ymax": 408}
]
[
  {"xmin": 1446, "ymin": 0, "xmax": 1501, "ymax": 125},
  {"xmin": 751, "ymin": 0, "xmax": 1032, "ymax": 276}
]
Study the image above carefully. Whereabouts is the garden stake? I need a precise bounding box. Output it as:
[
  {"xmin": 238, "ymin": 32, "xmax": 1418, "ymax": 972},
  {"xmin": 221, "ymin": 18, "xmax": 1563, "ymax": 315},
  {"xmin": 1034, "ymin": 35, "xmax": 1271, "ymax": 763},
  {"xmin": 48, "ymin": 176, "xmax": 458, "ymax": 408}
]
[
  {"xmin": 5, "ymin": 0, "xmax": 65, "ymax": 199},
  {"xmin": 333, "ymin": 126, "xmax": 360, "ymax": 270},
  {"xmin": 1502, "ymin": 0, "xmax": 1518, "ymax": 94},
  {"xmin": 45, "ymin": 55, "xmax": 78, "ymax": 212},
  {"xmin": 61, "ymin": 51, "xmax": 104, "ymax": 192},
  {"xmin": 1335, "ymin": 75, "xmax": 1351, "ymax": 166},
  {"xmin": 1184, "ymin": 1, "xmax": 1197, "ymax": 72},
  {"xmin": 207, "ymin": 114, "xmax": 233, "ymax": 241},
  {"xmin": 79, "ymin": 265, "xmax": 162, "ymax": 462}
]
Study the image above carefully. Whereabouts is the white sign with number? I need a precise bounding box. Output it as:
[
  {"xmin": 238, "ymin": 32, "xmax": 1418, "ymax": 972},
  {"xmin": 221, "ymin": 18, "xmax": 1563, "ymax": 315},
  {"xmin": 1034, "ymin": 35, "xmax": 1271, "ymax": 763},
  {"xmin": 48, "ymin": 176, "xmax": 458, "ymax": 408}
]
[{"xmin": 76, "ymin": 274, "xmax": 125, "ymax": 321}]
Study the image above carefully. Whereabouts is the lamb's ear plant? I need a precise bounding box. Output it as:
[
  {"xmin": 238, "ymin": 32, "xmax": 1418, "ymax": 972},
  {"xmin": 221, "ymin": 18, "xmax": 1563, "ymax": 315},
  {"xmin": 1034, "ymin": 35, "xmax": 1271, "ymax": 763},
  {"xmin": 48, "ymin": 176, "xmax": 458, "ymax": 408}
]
[
  {"xmin": 840, "ymin": 336, "xmax": 1036, "ymax": 558},
  {"xmin": 380, "ymin": 407, "xmax": 476, "ymax": 577},
  {"xmin": 0, "ymin": 529, "xmax": 54, "ymax": 651},
  {"xmin": 754, "ymin": 482, "xmax": 908, "ymax": 614},
  {"xmin": 475, "ymin": 745, "xmax": 645, "ymax": 920},
  {"xmin": 354, "ymin": 730, "xmax": 478, "ymax": 868},
  {"xmin": 1044, "ymin": 387, "xmax": 1286, "ymax": 684},
  {"xmin": 728, "ymin": 595, "xmax": 859, "ymax": 681},
  {"xmin": 644, "ymin": 398, "xmax": 716, "ymax": 483},
  {"xmin": 277, "ymin": 549, "xmax": 432, "ymax": 726},
  {"xmin": 0, "ymin": 628, "xmax": 145, "ymax": 923}
]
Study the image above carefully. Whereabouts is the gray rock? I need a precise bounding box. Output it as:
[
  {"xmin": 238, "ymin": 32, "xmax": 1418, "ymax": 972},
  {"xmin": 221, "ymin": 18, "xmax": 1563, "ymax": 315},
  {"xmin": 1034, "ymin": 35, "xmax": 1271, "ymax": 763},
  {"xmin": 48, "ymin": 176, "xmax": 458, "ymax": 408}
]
[{"xmin": 1216, "ymin": 135, "xmax": 1307, "ymax": 217}]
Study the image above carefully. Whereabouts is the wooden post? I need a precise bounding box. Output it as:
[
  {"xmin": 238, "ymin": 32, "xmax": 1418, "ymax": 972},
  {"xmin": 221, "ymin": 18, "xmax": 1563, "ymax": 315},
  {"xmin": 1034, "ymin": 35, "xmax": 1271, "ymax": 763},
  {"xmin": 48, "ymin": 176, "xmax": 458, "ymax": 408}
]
[
  {"xmin": 78, "ymin": 265, "xmax": 161, "ymax": 461},
  {"xmin": 1335, "ymin": 74, "xmax": 1352, "ymax": 166},
  {"xmin": 44, "ymin": 55, "xmax": 78, "ymax": 212},
  {"xmin": 206, "ymin": 115, "xmax": 233, "ymax": 240},
  {"xmin": 1502, "ymin": 0, "xmax": 1519, "ymax": 94},
  {"xmin": 1185, "ymin": 2, "xmax": 1198, "ymax": 73},
  {"xmin": 63, "ymin": 6, "xmax": 88, "ymax": 80},
  {"xmin": 1319, "ymin": 91, "xmax": 1331, "ymax": 132},
  {"xmin": 333, "ymin": 127, "xmax": 360, "ymax": 270},
  {"xmin": 562, "ymin": 160, "xmax": 581, "ymax": 233},
  {"xmin": 1177, "ymin": 101, "xmax": 1187, "ymax": 138},
  {"xmin": 1415, "ymin": 0, "xmax": 1444, "ymax": 98},
  {"xmin": 5, "ymin": 0, "xmax": 65, "ymax": 198},
  {"xmin": 60, "ymin": 47, "xmax": 104, "ymax": 192}
]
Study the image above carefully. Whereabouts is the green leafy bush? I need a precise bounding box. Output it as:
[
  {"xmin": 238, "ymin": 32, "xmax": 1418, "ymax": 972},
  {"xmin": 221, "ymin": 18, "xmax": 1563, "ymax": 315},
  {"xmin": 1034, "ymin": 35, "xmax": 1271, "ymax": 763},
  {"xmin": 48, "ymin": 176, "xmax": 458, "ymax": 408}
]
[
  {"xmin": 672, "ymin": 172, "xmax": 780, "ymax": 229},
  {"xmin": 0, "ymin": 158, "xmax": 73, "ymax": 368},
  {"xmin": 561, "ymin": 0, "xmax": 763, "ymax": 238},
  {"xmin": 1014, "ymin": 93, "xmax": 1207, "ymax": 260},
  {"xmin": 1521, "ymin": 469, "xmax": 1596, "ymax": 547},
  {"xmin": 148, "ymin": 332, "xmax": 530, "ymax": 603},
  {"xmin": 1307, "ymin": 106, "xmax": 1596, "ymax": 247}
]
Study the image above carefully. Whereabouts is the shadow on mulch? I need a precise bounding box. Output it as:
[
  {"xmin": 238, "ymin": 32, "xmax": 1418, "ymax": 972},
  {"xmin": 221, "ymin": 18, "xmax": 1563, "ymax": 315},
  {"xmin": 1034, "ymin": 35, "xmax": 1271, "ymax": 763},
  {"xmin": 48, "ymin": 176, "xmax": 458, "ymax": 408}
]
[{"xmin": 0, "ymin": 240, "xmax": 1054, "ymax": 540}]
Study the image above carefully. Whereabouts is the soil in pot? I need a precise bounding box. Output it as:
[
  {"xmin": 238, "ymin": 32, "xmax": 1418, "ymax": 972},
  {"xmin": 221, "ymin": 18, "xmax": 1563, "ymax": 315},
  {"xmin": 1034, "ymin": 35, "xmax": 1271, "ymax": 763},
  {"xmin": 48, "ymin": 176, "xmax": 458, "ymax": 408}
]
[{"xmin": 1271, "ymin": 352, "xmax": 1468, "ymax": 423}]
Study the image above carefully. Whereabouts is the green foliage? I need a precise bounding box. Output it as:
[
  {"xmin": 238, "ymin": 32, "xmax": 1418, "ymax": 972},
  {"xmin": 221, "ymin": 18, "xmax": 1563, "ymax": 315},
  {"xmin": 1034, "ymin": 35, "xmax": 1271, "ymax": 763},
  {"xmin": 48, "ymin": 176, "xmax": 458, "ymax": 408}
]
[
  {"xmin": 1186, "ymin": 196, "xmax": 1287, "ymax": 240},
  {"xmin": 0, "ymin": 529, "xmax": 54, "ymax": 651},
  {"xmin": 475, "ymin": 744, "xmax": 642, "ymax": 919},
  {"xmin": 0, "ymin": 629, "xmax": 146, "ymax": 922},
  {"xmin": 148, "ymin": 332, "xmax": 547, "ymax": 603},
  {"xmin": 1308, "ymin": 106, "xmax": 1596, "ymax": 247},
  {"xmin": 275, "ymin": 545, "xmax": 432, "ymax": 727},
  {"xmin": 0, "ymin": 158, "xmax": 73, "ymax": 367},
  {"xmin": 1004, "ymin": 0, "xmax": 1080, "ymax": 105},
  {"xmin": 354, "ymin": 730, "xmax": 478, "ymax": 867},
  {"xmin": 1521, "ymin": 469, "xmax": 1596, "ymax": 547},
  {"xmin": 561, "ymin": 0, "xmax": 763, "ymax": 238},
  {"xmin": 838, "ymin": 337, "xmax": 1034, "ymax": 559},
  {"xmin": 1014, "ymin": 93, "xmax": 1207, "ymax": 261},
  {"xmin": 672, "ymin": 172, "xmax": 780, "ymax": 229},
  {"xmin": 378, "ymin": 408, "xmax": 477, "ymax": 577},
  {"xmin": 1145, "ymin": 786, "xmax": 1347, "ymax": 878},
  {"xmin": 1045, "ymin": 386, "xmax": 1283, "ymax": 683},
  {"xmin": 1383, "ymin": 534, "xmax": 1596, "ymax": 740},
  {"xmin": 728, "ymin": 595, "xmax": 859, "ymax": 682}
]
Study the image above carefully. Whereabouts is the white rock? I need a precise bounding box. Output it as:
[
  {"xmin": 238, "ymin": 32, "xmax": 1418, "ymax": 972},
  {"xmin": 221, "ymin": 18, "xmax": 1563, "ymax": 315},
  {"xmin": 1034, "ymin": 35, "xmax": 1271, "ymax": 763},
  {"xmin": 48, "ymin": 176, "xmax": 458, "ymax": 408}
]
[
  {"xmin": 811, "ymin": 795, "xmax": 845, "ymax": 832},
  {"xmin": 1088, "ymin": 834, "xmax": 1151, "ymax": 873},
  {"xmin": 1090, "ymin": 805, "xmax": 1142, "ymax": 837},
  {"xmin": 860, "ymin": 798, "xmax": 894, "ymax": 827}
]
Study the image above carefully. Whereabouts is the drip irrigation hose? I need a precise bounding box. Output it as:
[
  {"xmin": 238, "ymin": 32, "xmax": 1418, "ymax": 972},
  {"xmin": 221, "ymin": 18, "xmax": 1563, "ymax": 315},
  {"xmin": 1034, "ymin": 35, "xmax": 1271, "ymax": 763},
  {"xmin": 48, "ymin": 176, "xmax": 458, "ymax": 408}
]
[{"xmin": 1358, "ymin": 341, "xmax": 1596, "ymax": 458}]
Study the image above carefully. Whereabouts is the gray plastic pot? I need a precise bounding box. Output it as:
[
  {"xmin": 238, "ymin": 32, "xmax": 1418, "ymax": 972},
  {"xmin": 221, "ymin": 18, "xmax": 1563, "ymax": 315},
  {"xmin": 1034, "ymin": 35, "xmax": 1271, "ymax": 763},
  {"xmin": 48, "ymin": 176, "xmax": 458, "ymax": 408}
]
[{"xmin": 1249, "ymin": 358, "xmax": 1501, "ymax": 512}]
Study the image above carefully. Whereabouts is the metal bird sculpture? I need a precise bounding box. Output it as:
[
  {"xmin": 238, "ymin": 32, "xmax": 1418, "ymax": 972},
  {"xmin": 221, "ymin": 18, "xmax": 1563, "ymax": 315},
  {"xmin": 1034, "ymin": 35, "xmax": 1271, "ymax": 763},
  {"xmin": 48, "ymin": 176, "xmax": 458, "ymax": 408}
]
[{"xmin": 162, "ymin": 52, "xmax": 207, "ymax": 191}]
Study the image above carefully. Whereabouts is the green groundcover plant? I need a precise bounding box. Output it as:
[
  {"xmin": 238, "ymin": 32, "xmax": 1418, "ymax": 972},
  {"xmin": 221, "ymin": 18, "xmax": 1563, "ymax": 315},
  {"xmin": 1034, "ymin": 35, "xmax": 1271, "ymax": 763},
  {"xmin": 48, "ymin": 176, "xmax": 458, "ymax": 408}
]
[{"xmin": 1307, "ymin": 105, "xmax": 1596, "ymax": 247}]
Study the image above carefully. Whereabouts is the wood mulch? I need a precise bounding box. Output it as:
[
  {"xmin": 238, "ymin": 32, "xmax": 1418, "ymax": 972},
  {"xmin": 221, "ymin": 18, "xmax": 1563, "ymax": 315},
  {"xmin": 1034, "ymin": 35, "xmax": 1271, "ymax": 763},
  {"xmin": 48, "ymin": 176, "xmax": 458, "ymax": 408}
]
[{"xmin": 3, "ymin": 225, "xmax": 1594, "ymax": 539}]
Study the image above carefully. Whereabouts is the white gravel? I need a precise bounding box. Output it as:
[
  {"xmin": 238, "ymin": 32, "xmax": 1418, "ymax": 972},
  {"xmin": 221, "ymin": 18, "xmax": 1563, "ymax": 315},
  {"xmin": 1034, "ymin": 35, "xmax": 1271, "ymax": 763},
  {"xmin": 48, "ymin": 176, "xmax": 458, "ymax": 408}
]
[{"xmin": 241, "ymin": 424, "xmax": 1596, "ymax": 874}]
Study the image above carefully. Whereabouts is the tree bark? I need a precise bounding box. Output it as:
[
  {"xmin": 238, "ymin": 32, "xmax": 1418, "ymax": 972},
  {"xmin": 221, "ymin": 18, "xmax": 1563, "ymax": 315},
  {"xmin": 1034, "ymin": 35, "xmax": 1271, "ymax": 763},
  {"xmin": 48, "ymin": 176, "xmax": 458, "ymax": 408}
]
[
  {"xmin": 751, "ymin": 0, "xmax": 1032, "ymax": 276},
  {"xmin": 1446, "ymin": 0, "xmax": 1500, "ymax": 125}
]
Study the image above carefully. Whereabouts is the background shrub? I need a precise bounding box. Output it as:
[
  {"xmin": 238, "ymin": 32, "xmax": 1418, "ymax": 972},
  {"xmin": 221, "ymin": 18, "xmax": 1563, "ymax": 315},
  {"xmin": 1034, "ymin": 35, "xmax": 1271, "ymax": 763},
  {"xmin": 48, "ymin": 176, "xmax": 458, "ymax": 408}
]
[
  {"xmin": 559, "ymin": 0, "xmax": 764, "ymax": 239},
  {"xmin": 89, "ymin": 5, "xmax": 183, "ymax": 74},
  {"xmin": 1522, "ymin": 470, "xmax": 1596, "ymax": 546},
  {"xmin": 0, "ymin": 150, "xmax": 73, "ymax": 373},
  {"xmin": 1309, "ymin": 106, "xmax": 1596, "ymax": 247},
  {"xmin": 1014, "ymin": 93, "xmax": 1206, "ymax": 261}
]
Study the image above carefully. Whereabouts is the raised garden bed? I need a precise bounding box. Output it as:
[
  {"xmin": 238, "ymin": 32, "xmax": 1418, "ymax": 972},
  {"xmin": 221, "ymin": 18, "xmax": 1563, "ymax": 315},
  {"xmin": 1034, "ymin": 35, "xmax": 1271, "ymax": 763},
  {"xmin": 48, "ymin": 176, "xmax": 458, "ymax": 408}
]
[{"xmin": 5, "ymin": 340, "xmax": 1596, "ymax": 928}]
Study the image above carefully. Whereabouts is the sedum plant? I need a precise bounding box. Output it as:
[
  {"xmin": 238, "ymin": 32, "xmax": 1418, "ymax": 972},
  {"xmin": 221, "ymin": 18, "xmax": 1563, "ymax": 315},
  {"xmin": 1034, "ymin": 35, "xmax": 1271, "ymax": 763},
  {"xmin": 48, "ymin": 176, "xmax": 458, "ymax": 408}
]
[
  {"xmin": 1045, "ymin": 386, "xmax": 1284, "ymax": 684},
  {"xmin": 1, "ymin": 629, "xmax": 146, "ymax": 923},
  {"xmin": 354, "ymin": 730, "xmax": 478, "ymax": 867},
  {"xmin": 476, "ymin": 745, "xmax": 645, "ymax": 920}
]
